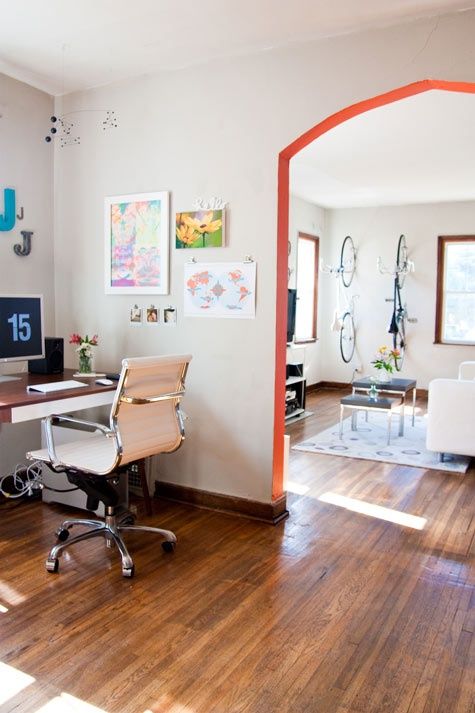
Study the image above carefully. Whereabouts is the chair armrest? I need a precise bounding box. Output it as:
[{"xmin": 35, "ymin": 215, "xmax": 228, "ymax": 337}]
[
  {"xmin": 458, "ymin": 361, "xmax": 475, "ymax": 380},
  {"xmin": 42, "ymin": 414, "xmax": 113, "ymax": 471}
]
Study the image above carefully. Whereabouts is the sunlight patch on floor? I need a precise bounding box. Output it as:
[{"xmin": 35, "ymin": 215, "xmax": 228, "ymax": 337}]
[
  {"xmin": 0, "ymin": 580, "xmax": 26, "ymax": 605},
  {"xmin": 286, "ymin": 479, "xmax": 310, "ymax": 495},
  {"xmin": 319, "ymin": 491, "xmax": 426, "ymax": 530},
  {"xmin": 0, "ymin": 661, "xmax": 35, "ymax": 705},
  {"xmin": 34, "ymin": 692, "xmax": 109, "ymax": 712}
]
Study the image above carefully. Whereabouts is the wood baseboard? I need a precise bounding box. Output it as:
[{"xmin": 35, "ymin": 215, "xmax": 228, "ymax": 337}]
[
  {"xmin": 154, "ymin": 481, "xmax": 289, "ymax": 525},
  {"xmin": 307, "ymin": 381, "xmax": 352, "ymax": 392}
]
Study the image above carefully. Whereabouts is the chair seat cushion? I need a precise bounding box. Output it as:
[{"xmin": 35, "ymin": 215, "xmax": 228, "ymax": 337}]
[{"xmin": 28, "ymin": 434, "xmax": 118, "ymax": 474}]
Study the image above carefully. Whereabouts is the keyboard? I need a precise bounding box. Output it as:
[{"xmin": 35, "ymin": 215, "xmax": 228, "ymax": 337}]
[{"xmin": 26, "ymin": 380, "xmax": 88, "ymax": 394}]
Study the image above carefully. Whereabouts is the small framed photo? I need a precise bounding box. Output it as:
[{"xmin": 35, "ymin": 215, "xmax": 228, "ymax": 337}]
[
  {"xmin": 145, "ymin": 306, "xmax": 159, "ymax": 325},
  {"xmin": 129, "ymin": 306, "xmax": 142, "ymax": 326},
  {"xmin": 163, "ymin": 306, "xmax": 177, "ymax": 326}
]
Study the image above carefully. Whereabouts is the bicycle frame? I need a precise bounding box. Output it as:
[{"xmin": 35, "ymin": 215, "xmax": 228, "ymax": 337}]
[{"xmin": 379, "ymin": 235, "xmax": 414, "ymax": 371}]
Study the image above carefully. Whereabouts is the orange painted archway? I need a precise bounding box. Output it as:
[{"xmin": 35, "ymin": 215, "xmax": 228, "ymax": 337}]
[{"xmin": 272, "ymin": 78, "xmax": 475, "ymax": 500}]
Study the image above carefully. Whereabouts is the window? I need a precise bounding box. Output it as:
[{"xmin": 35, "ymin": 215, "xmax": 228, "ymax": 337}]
[
  {"xmin": 295, "ymin": 233, "xmax": 319, "ymax": 342},
  {"xmin": 435, "ymin": 236, "xmax": 475, "ymax": 345}
]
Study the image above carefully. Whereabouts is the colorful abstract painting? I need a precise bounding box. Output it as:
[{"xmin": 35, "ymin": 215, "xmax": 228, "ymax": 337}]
[
  {"xmin": 184, "ymin": 262, "xmax": 256, "ymax": 318},
  {"xmin": 105, "ymin": 191, "xmax": 169, "ymax": 294},
  {"xmin": 176, "ymin": 209, "xmax": 225, "ymax": 249}
]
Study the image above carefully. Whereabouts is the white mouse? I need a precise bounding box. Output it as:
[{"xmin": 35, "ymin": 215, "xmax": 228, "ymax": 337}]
[{"xmin": 95, "ymin": 378, "xmax": 114, "ymax": 386}]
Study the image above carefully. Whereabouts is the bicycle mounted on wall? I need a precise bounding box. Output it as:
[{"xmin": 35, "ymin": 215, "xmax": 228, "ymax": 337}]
[
  {"xmin": 321, "ymin": 235, "xmax": 358, "ymax": 363},
  {"xmin": 377, "ymin": 234, "xmax": 415, "ymax": 371}
]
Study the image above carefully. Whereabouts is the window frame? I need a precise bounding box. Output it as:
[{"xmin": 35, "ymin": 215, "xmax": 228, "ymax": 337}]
[
  {"xmin": 435, "ymin": 235, "xmax": 475, "ymax": 345},
  {"xmin": 294, "ymin": 232, "xmax": 319, "ymax": 344}
]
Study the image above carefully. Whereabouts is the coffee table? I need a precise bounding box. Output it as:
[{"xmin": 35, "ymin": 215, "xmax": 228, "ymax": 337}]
[
  {"xmin": 339, "ymin": 394, "xmax": 403, "ymax": 446},
  {"xmin": 352, "ymin": 377, "xmax": 417, "ymax": 429}
]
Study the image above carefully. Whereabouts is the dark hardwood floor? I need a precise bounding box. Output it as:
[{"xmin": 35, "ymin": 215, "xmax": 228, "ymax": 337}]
[{"xmin": 0, "ymin": 389, "xmax": 473, "ymax": 713}]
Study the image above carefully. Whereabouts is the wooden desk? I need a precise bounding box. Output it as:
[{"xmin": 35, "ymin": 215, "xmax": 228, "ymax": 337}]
[{"xmin": 0, "ymin": 369, "xmax": 116, "ymax": 423}]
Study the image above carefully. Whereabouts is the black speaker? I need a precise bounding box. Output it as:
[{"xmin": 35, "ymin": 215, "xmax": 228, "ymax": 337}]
[{"xmin": 28, "ymin": 337, "xmax": 64, "ymax": 374}]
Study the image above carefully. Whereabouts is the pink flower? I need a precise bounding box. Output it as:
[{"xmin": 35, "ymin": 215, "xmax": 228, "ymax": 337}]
[{"xmin": 69, "ymin": 333, "xmax": 99, "ymax": 347}]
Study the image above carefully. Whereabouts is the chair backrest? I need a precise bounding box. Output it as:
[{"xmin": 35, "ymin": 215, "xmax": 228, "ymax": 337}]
[{"xmin": 110, "ymin": 354, "xmax": 192, "ymax": 467}]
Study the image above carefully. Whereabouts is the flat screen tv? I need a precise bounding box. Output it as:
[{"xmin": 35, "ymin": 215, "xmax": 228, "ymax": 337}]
[{"xmin": 287, "ymin": 288, "xmax": 297, "ymax": 343}]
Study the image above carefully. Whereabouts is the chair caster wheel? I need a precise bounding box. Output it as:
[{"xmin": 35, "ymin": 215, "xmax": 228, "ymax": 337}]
[
  {"xmin": 56, "ymin": 528, "xmax": 70, "ymax": 542},
  {"xmin": 120, "ymin": 514, "xmax": 136, "ymax": 526},
  {"xmin": 162, "ymin": 540, "xmax": 176, "ymax": 553},
  {"xmin": 122, "ymin": 565, "xmax": 135, "ymax": 578},
  {"xmin": 46, "ymin": 558, "xmax": 59, "ymax": 573}
]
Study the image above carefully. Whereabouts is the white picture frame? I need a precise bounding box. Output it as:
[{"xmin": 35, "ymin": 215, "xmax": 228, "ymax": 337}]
[{"xmin": 104, "ymin": 191, "xmax": 169, "ymax": 295}]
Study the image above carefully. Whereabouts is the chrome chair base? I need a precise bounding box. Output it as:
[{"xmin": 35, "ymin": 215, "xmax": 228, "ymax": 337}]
[{"xmin": 46, "ymin": 510, "xmax": 177, "ymax": 577}]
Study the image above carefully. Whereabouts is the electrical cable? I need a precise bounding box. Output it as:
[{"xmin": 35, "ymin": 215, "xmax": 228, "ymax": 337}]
[
  {"xmin": 0, "ymin": 459, "xmax": 125, "ymax": 502},
  {"xmin": 0, "ymin": 461, "xmax": 80, "ymax": 498},
  {"xmin": 0, "ymin": 461, "xmax": 43, "ymax": 498}
]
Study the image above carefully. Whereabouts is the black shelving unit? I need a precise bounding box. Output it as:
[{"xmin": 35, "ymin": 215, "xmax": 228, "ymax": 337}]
[{"xmin": 285, "ymin": 362, "xmax": 306, "ymax": 421}]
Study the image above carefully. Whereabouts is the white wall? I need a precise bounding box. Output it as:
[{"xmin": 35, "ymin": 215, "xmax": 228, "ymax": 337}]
[
  {"xmin": 53, "ymin": 10, "xmax": 475, "ymax": 502},
  {"xmin": 288, "ymin": 195, "xmax": 325, "ymax": 386},
  {"xmin": 0, "ymin": 74, "xmax": 54, "ymax": 474},
  {"xmin": 321, "ymin": 201, "xmax": 475, "ymax": 388}
]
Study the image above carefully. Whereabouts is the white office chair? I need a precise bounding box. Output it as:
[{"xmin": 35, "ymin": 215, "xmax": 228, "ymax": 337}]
[{"xmin": 27, "ymin": 354, "xmax": 192, "ymax": 577}]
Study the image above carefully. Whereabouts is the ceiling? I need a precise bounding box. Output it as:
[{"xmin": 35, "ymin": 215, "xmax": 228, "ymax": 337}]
[
  {"xmin": 290, "ymin": 90, "xmax": 475, "ymax": 208},
  {"xmin": 0, "ymin": 1, "xmax": 474, "ymax": 95}
]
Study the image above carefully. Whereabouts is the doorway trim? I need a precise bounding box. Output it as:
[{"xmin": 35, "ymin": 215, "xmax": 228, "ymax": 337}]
[{"xmin": 272, "ymin": 78, "xmax": 475, "ymax": 500}]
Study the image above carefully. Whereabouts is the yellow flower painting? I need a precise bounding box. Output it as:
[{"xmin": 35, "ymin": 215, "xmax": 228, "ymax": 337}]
[{"xmin": 176, "ymin": 209, "xmax": 224, "ymax": 249}]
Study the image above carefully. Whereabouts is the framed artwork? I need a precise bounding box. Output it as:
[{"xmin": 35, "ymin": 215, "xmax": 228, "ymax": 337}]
[
  {"xmin": 184, "ymin": 262, "xmax": 256, "ymax": 318},
  {"xmin": 176, "ymin": 209, "xmax": 225, "ymax": 249},
  {"xmin": 105, "ymin": 191, "xmax": 169, "ymax": 294}
]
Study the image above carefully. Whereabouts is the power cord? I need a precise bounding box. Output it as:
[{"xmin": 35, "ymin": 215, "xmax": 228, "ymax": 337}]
[
  {"xmin": 0, "ymin": 461, "xmax": 80, "ymax": 499},
  {"xmin": 0, "ymin": 461, "xmax": 43, "ymax": 498}
]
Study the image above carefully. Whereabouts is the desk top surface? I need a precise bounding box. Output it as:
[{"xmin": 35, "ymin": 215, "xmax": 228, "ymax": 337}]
[{"xmin": 0, "ymin": 369, "xmax": 117, "ymax": 423}]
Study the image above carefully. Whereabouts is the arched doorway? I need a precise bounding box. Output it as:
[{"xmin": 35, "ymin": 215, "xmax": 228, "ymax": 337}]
[{"xmin": 272, "ymin": 78, "xmax": 475, "ymax": 501}]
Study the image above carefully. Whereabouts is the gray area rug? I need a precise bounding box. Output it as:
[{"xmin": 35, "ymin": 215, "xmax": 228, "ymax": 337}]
[{"xmin": 293, "ymin": 411, "xmax": 471, "ymax": 473}]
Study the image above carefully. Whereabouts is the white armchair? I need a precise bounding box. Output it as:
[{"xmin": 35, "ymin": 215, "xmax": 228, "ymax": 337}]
[{"xmin": 426, "ymin": 365, "xmax": 475, "ymax": 460}]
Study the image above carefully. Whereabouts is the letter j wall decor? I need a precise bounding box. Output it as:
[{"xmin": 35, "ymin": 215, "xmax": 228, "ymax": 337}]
[{"xmin": 104, "ymin": 191, "xmax": 169, "ymax": 295}]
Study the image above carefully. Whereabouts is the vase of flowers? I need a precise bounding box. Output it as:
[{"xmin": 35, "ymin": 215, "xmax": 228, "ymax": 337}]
[
  {"xmin": 371, "ymin": 345, "xmax": 399, "ymax": 383},
  {"xmin": 70, "ymin": 333, "xmax": 98, "ymax": 374}
]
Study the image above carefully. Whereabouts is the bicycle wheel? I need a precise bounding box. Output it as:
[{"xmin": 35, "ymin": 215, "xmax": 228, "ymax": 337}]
[
  {"xmin": 339, "ymin": 311, "xmax": 355, "ymax": 363},
  {"xmin": 392, "ymin": 310, "xmax": 406, "ymax": 371},
  {"xmin": 396, "ymin": 234, "xmax": 408, "ymax": 288},
  {"xmin": 340, "ymin": 236, "xmax": 356, "ymax": 288}
]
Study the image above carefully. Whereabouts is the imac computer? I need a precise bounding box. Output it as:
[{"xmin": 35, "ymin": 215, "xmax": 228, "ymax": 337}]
[{"xmin": 0, "ymin": 295, "xmax": 44, "ymax": 383}]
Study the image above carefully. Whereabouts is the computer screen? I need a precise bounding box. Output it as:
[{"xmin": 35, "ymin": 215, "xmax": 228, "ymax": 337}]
[{"xmin": 0, "ymin": 295, "xmax": 44, "ymax": 362}]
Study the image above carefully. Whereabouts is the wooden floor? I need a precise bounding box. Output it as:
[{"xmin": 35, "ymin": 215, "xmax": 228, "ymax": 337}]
[{"xmin": 0, "ymin": 389, "xmax": 474, "ymax": 713}]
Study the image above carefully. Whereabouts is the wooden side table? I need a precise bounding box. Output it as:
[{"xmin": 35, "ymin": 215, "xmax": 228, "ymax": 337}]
[{"xmin": 340, "ymin": 394, "xmax": 403, "ymax": 446}]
